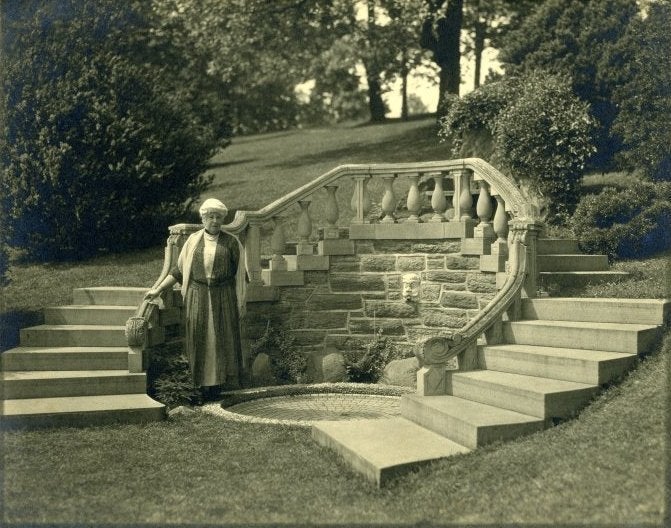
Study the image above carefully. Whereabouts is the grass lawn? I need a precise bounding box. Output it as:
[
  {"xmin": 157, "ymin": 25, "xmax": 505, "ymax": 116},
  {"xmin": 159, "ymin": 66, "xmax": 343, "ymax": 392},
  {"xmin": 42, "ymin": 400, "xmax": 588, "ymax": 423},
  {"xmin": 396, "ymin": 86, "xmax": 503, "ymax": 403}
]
[
  {"xmin": 204, "ymin": 117, "xmax": 450, "ymax": 211},
  {"xmin": 3, "ymin": 326, "xmax": 667, "ymax": 525},
  {"xmin": 2, "ymin": 119, "xmax": 669, "ymax": 525}
]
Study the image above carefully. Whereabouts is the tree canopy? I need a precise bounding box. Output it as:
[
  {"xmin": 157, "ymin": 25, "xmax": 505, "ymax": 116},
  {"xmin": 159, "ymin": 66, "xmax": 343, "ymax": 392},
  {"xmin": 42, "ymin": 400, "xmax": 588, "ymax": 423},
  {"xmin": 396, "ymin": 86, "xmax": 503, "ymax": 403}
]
[
  {"xmin": 497, "ymin": 0, "xmax": 640, "ymax": 167},
  {"xmin": 1, "ymin": 0, "xmax": 227, "ymax": 260}
]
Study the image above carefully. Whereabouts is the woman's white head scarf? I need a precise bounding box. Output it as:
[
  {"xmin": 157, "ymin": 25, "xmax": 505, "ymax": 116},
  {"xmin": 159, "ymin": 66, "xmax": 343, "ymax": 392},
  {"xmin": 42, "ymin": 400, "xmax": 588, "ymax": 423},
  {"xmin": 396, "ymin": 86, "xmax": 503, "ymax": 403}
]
[{"xmin": 199, "ymin": 198, "xmax": 228, "ymax": 217}]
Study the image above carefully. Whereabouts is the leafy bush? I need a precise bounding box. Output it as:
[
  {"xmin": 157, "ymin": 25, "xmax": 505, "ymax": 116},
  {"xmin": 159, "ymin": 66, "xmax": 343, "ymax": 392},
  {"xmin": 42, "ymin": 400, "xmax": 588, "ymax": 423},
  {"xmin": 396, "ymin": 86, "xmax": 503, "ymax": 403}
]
[
  {"xmin": 438, "ymin": 79, "xmax": 519, "ymax": 154},
  {"xmin": 611, "ymin": 2, "xmax": 671, "ymax": 181},
  {"xmin": 493, "ymin": 72, "xmax": 596, "ymax": 222},
  {"xmin": 1, "ymin": 0, "xmax": 229, "ymax": 261},
  {"xmin": 438, "ymin": 72, "xmax": 596, "ymax": 222},
  {"xmin": 571, "ymin": 182, "xmax": 671, "ymax": 260},
  {"xmin": 0, "ymin": 212, "xmax": 9, "ymax": 286},
  {"xmin": 250, "ymin": 322, "xmax": 306, "ymax": 384}
]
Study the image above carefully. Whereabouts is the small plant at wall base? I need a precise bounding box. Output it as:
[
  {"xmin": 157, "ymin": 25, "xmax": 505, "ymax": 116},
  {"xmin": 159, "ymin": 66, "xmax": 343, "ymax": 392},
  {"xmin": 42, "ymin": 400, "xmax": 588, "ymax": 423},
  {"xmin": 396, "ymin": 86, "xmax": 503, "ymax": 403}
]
[
  {"xmin": 146, "ymin": 342, "xmax": 201, "ymax": 408},
  {"xmin": 250, "ymin": 321, "xmax": 306, "ymax": 384},
  {"xmin": 345, "ymin": 330, "xmax": 396, "ymax": 383}
]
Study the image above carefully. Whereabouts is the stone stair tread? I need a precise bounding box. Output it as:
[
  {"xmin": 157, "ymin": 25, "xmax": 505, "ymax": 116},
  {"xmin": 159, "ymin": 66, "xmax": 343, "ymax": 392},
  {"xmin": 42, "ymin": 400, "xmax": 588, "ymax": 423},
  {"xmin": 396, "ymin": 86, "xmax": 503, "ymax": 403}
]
[
  {"xmin": 312, "ymin": 417, "xmax": 469, "ymax": 486},
  {"xmin": 403, "ymin": 394, "xmax": 542, "ymax": 427},
  {"xmin": 507, "ymin": 320, "xmax": 657, "ymax": 332},
  {"xmin": 543, "ymin": 297, "xmax": 669, "ymax": 306},
  {"xmin": 452, "ymin": 370, "xmax": 595, "ymax": 394},
  {"xmin": 23, "ymin": 324, "xmax": 125, "ymax": 329},
  {"xmin": 540, "ymin": 271, "xmax": 628, "ymax": 276},
  {"xmin": 2, "ymin": 393, "xmax": 164, "ymax": 417},
  {"xmin": 482, "ymin": 343, "xmax": 637, "ymax": 361},
  {"xmin": 522, "ymin": 297, "xmax": 670, "ymax": 325},
  {"xmin": 2, "ymin": 370, "xmax": 136, "ymax": 381},
  {"xmin": 3, "ymin": 346, "xmax": 128, "ymax": 354}
]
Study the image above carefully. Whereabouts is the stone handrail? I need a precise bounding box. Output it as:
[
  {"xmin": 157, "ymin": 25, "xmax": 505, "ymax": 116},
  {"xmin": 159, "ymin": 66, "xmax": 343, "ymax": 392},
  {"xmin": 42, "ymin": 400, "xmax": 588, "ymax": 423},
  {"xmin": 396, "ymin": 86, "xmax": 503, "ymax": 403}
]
[
  {"xmin": 220, "ymin": 157, "xmax": 534, "ymax": 232},
  {"xmin": 414, "ymin": 223, "xmax": 533, "ymax": 395},
  {"xmin": 125, "ymin": 226, "xmax": 194, "ymax": 372}
]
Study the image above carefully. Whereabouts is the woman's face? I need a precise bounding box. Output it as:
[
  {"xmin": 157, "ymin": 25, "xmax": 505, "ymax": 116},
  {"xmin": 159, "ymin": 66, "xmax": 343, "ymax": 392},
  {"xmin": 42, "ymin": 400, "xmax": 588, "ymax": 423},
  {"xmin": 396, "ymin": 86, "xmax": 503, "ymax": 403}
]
[{"xmin": 202, "ymin": 211, "xmax": 224, "ymax": 234}]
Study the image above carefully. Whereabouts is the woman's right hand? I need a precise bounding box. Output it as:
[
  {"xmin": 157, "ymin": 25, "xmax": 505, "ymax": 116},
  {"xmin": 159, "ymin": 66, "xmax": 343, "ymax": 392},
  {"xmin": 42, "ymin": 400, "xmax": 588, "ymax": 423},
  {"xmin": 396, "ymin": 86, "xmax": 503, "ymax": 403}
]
[{"xmin": 144, "ymin": 288, "xmax": 161, "ymax": 302}]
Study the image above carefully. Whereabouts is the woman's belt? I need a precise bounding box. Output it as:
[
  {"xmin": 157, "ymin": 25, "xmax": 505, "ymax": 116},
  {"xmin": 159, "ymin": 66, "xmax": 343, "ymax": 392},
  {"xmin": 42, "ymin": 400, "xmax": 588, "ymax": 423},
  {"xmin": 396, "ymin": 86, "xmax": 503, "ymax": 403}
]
[{"xmin": 190, "ymin": 277, "xmax": 236, "ymax": 288}]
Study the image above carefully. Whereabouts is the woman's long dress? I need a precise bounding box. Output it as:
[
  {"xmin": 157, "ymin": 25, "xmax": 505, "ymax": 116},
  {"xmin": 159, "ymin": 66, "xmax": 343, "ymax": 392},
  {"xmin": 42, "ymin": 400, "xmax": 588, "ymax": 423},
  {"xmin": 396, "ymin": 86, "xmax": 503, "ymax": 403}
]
[{"xmin": 170, "ymin": 233, "xmax": 242, "ymax": 388}]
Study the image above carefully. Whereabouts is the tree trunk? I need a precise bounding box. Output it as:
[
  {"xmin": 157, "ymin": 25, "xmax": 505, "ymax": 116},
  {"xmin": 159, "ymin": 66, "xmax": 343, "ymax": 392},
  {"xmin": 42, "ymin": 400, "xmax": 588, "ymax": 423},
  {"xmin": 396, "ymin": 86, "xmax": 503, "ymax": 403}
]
[
  {"xmin": 473, "ymin": 20, "xmax": 486, "ymax": 89},
  {"xmin": 401, "ymin": 55, "xmax": 409, "ymax": 120},
  {"xmin": 367, "ymin": 74, "xmax": 386, "ymax": 122},
  {"xmin": 366, "ymin": 0, "xmax": 386, "ymax": 122},
  {"xmin": 421, "ymin": 0, "xmax": 463, "ymax": 111},
  {"xmin": 401, "ymin": 72, "xmax": 409, "ymax": 120}
]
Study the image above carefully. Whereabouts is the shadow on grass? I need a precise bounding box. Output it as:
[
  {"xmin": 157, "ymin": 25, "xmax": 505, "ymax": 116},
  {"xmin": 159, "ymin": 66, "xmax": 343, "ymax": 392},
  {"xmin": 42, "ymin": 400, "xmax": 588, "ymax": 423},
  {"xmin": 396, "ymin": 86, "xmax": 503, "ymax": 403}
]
[
  {"xmin": 267, "ymin": 122, "xmax": 447, "ymax": 169},
  {"xmin": 207, "ymin": 158, "xmax": 257, "ymax": 169},
  {"xmin": 0, "ymin": 310, "xmax": 44, "ymax": 352}
]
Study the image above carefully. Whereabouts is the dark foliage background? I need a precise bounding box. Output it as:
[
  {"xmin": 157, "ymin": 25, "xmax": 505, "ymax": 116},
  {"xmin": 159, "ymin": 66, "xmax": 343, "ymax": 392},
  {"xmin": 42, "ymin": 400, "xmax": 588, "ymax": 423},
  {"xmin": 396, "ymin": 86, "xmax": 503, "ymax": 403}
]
[{"xmin": 0, "ymin": 0, "xmax": 230, "ymax": 262}]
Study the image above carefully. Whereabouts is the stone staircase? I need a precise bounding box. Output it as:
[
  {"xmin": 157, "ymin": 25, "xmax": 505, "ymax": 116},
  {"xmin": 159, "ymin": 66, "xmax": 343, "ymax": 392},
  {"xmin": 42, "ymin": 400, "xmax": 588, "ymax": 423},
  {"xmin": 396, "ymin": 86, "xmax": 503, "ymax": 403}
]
[
  {"xmin": 313, "ymin": 295, "xmax": 668, "ymax": 486},
  {"xmin": 1, "ymin": 287, "xmax": 166, "ymax": 429},
  {"xmin": 536, "ymin": 237, "xmax": 629, "ymax": 290},
  {"xmin": 308, "ymin": 233, "xmax": 666, "ymax": 487}
]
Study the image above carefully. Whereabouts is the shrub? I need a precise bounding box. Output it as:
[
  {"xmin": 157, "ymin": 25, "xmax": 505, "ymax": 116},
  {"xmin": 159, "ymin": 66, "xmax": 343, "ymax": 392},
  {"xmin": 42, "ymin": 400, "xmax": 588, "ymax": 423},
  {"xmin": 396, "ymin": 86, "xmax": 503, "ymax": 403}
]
[
  {"xmin": 493, "ymin": 72, "xmax": 597, "ymax": 222},
  {"xmin": 250, "ymin": 322, "xmax": 306, "ymax": 384},
  {"xmin": 0, "ymin": 211, "xmax": 9, "ymax": 286},
  {"xmin": 438, "ymin": 72, "xmax": 596, "ymax": 223},
  {"xmin": 611, "ymin": 2, "xmax": 671, "ymax": 181},
  {"xmin": 570, "ymin": 182, "xmax": 671, "ymax": 260},
  {"xmin": 0, "ymin": 0, "xmax": 229, "ymax": 262},
  {"xmin": 438, "ymin": 79, "xmax": 520, "ymax": 155}
]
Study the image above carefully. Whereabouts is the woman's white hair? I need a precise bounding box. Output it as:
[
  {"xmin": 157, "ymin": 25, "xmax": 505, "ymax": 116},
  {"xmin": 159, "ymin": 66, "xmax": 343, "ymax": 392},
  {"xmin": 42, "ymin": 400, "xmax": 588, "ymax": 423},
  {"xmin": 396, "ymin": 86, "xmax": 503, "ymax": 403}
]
[{"xmin": 199, "ymin": 198, "xmax": 228, "ymax": 217}]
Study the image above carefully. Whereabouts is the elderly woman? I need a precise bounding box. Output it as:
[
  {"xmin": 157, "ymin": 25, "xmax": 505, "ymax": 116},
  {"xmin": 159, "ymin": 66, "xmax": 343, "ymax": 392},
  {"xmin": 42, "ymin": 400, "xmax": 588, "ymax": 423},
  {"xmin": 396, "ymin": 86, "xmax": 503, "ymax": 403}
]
[{"xmin": 145, "ymin": 198, "xmax": 244, "ymax": 400}]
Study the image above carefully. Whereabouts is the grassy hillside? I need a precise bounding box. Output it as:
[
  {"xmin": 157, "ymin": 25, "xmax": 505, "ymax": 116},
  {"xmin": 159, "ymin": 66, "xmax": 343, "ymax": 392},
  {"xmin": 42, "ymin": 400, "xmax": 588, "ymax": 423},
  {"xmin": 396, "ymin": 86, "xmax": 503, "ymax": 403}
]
[{"xmin": 204, "ymin": 117, "xmax": 449, "ymax": 211}]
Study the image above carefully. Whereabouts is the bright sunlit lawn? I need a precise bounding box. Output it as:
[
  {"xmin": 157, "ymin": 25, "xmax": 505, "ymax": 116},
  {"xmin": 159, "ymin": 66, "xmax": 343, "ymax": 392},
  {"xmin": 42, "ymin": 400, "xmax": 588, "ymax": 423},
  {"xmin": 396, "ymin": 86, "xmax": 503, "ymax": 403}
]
[{"xmin": 2, "ymin": 118, "xmax": 669, "ymax": 525}]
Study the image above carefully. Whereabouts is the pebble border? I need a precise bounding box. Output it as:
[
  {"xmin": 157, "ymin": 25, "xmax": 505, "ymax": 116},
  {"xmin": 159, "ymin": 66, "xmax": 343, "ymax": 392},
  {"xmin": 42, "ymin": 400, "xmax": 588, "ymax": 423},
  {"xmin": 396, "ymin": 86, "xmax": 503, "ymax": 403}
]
[{"xmin": 200, "ymin": 382, "xmax": 414, "ymax": 427}]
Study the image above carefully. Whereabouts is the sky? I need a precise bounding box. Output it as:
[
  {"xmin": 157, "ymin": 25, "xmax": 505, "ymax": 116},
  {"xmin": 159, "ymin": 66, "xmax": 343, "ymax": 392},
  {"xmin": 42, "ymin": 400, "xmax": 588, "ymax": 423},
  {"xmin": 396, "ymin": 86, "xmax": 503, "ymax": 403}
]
[{"xmin": 384, "ymin": 46, "xmax": 502, "ymax": 117}]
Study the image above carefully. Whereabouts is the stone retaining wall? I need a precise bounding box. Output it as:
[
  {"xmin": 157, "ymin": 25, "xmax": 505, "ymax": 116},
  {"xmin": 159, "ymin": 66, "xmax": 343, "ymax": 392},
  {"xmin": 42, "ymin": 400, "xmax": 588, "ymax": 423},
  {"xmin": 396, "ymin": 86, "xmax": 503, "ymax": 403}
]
[{"xmin": 243, "ymin": 239, "xmax": 497, "ymax": 381}]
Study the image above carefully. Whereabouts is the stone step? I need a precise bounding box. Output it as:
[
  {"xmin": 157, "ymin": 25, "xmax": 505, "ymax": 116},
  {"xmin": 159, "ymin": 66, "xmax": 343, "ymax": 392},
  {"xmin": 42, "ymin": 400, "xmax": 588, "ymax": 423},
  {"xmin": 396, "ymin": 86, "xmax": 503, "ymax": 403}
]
[
  {"xmin": 537, "ymin": 238, "xmax": 580, "ymax": 255},
  {"xmin": 539, "ymin": 271, "xmax": 629, "ymax": 289},
  {"xmin": 72, "ymin": 287, "xmax": 147, "ymax": 306},
  {"xmin": 1, "ymin": 394, "xmax": 165, "ymax": 429},
  {"xmin": 521, "ymin": 298, "xmax": 670, "ymax": 326},
  {"xmin": 446, "ymin": 370, "xmax": 599, "ymax": 419},
  {"xmin": 1, "ymin": 370, "xmax": 147, "ymax": 399},
  {"xmin": 0, "ymin": 346, "xmax": 129, "ymax": 371},
  {"xmin": 312, "ymin": 417, "xmax": 470, "ymax": 487},
  {"xmin": 43, "ymin": 305, "xmax": 136, "ymax": 326},
  {"xmin": 537, "ymin": 254, "xmax": 609, "ymax": 272},
  {"xmin": 479, "ymin": 344, "xmax": 638, "ymax": 385},
  {"xmin": 400, "ymin": 393, "xmax": 544, "ymax": 449},
  {"xmin": 502, "ymin": 320, "xmax": 661, "ymax": 354},
  {"xmin": 20, "ymin": 325, "xmax": 127, "ymax": 347}
]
